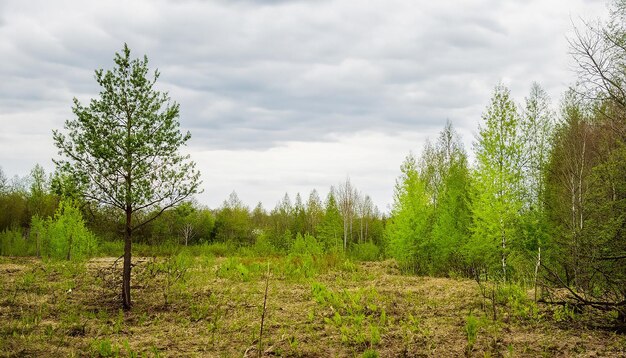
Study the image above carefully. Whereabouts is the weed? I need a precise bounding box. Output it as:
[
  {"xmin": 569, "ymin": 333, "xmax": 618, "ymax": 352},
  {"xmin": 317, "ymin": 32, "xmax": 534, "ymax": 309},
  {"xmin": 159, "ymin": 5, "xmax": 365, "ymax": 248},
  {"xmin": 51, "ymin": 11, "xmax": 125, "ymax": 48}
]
[
  {"xmin": 362, "ymin": 349, "xmax": 379, "ymax": 358},
  {"xmin": 310, "ymin": 282, "xmax": 385, "ymax": 347},
  {"xmin": 258, "ymin": 262, "xmax": 271, "ymax": 358},
  {"xmin": 91, "ymin": 338, "xmax": 118, "ymax": 357},
  {"xmin": 216, "ymin": 257, "xmax": 261, "ymax": 281},
  {"xmin": 206, "ymin": 293, "xmax": 224, "ymax": 346},
  {"xmin": 112, "ymin": 309, "xmax": 124, "ymax": 334},
  {"xmin": 190, "ymin": 302, "xmax": 211, "ymax": 322},
  {"xmin": 369, "ymin": 323, "xmax": 381, "ymax": 345},
  {"xmin": 138, "ymin": 311, "xmax": 149, "ymax": 326},
  {"xmin": 553, "ymin": 304, "xmax": 577, "ymax": 322},
  {"xmin": 20, "ymin": 270, "xmax": 36, "ymax": 289},
  {"xmin": 1, "ymin": 255, "xmax": 624, "ymax": 357},
  {"xmin": 123, "ymin": 340, "xmax": 139, "ymax": 358},
  {"xmin": 495, "ymin": 284, "xmax": 539, "ymax": 321},
  {"xmin": 60, "ymin": 307, "xmax": 85, "ymax": 336},
  {"xmin": 44, "ymin": 324, "xmax": 54, "ymax": 338},
  {"xmin": 341, "ymin": 259, "xmax": 358, "ymax": 272},
  {"xmin": 145, "ymin": 253, "xmax": 192, "ymax": 305},
  {"xmin": 465, "ymin": 312, "xmax": 481, "ymax": 353},
  {"xmin": 282, "ymin": 253, "xmax": 319, "ymax": 280},
  {"xmin": 285, "ymin": 335, "xmax": 299, "ymax": 355}
]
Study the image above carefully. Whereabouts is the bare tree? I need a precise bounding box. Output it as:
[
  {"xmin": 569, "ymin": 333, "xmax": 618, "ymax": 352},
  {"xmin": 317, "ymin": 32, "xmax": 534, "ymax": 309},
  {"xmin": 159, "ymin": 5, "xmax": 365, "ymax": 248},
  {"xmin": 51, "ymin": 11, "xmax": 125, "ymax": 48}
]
[{"xmin": 336, "ymin": 177, "xmax": 357, "ymax": 250}]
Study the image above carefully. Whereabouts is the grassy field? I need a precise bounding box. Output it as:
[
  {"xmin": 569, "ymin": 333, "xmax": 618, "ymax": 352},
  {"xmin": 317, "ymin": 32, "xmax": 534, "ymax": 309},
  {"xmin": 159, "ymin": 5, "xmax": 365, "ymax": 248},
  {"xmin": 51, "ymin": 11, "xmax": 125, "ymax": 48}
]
[{"xmin": 1, "ymin": 255, "xmax": 625, "ymax": 357}]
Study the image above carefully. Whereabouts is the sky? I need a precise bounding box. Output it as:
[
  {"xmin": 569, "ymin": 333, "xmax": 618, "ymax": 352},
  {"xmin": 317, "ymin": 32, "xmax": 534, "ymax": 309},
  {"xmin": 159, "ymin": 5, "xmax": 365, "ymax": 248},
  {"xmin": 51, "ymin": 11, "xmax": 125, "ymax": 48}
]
[{"xmin": 0, "ymin": 0, "xmax": 610, "ymax": 213}]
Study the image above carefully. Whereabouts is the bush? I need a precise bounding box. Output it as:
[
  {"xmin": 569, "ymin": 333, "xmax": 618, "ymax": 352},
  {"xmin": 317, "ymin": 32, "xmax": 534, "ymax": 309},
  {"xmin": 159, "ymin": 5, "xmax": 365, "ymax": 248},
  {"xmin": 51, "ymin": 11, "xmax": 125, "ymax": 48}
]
[
  {"xmin": 290, "ymin": 234, "xmax": 324, "ymax": 256},
  {"xmin": 251, "ymin": 234, "xmax": 277, "ymax": 257},
  {"xmin": 281, "ymin": 254, "xmax": 319, "ymax": 280},
  {"xmin": 350, "ymin": 242, "xmax": 381, "ymax": 262},
  {"xmin": 145, "ymin": 252, "xmax": 193, "ymax": 305},
  {"xmin": 495, "ymin": 284, "xmax": 538, "ymax": 320},
  {"xmin": 0, "ymin": 228, "xmax": 33, "ymax": 256},
  {"xmin": 42, "ymin": 200, "xmax": 98, "ymax": 261}
]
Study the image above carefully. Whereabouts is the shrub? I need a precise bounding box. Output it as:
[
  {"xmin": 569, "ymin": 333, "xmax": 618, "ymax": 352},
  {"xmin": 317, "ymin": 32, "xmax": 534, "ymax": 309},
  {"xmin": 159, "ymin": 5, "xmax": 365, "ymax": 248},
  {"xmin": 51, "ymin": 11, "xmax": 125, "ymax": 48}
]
[
  {"xmin": 42, "ymin": 200, "xmax": 98, "ymax": 261},
  {"xmin": 0, "ymin": 229, "xmax": 32, "ymax": 256},
  {"xmin": 145, "ymin": 252, "xmax": 193, "ymax": 305},
  {"xmin": 495, "ymin": 284, "xmax": 538, "ymax": 320},
  {"xmin": 251, "ymin": 234, "xmax": 277, "ymax": 257},
  {"xmin": 465, "ymin": 312, "xmax": 480, "ymax": 352},
  {"xmin": 290, "ymin": 233, "xmax": 324, "ymax": 256},
  {"xmin": 350, "ymin": 242, "xmax": 380, "ymax": 262}
]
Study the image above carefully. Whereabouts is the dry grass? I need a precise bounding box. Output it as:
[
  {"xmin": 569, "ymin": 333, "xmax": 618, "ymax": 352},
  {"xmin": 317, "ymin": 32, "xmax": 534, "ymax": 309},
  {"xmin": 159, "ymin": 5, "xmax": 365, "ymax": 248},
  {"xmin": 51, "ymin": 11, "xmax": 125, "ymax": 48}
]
[{"xmin": 1, "ymin": 256, "xmax": 626, "ymax": 357}]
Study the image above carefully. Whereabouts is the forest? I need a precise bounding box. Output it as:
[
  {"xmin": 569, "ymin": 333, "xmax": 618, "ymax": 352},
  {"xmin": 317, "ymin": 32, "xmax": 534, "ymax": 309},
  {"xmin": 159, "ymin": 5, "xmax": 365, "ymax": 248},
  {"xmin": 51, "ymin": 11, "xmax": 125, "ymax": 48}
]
[{"xmin": 1, "ymin": 1, "xmax": 626, "ymax": 357}]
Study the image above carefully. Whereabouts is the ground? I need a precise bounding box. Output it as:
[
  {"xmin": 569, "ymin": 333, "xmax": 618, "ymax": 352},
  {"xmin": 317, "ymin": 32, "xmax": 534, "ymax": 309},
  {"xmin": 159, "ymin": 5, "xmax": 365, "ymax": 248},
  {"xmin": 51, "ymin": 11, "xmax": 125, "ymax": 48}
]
[{"xmin": 1, "ymin": 255, "xmax": 625, "ymax": 357}]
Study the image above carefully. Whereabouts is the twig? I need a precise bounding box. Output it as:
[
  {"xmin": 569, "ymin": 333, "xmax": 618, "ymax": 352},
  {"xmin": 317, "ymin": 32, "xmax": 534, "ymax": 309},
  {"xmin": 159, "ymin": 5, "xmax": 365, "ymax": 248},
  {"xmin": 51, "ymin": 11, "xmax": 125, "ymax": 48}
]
[{"xmin": 258, "ymin": 261, "xmax": 270, "ymax": 358}]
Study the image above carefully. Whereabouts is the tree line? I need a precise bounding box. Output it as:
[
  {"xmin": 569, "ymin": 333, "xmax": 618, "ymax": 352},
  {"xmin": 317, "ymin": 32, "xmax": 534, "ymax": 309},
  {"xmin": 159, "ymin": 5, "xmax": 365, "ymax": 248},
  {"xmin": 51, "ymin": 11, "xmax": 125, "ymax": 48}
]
[{"xmin": 0, "ymin": 166, "xmax": 384, "ymax": 255}]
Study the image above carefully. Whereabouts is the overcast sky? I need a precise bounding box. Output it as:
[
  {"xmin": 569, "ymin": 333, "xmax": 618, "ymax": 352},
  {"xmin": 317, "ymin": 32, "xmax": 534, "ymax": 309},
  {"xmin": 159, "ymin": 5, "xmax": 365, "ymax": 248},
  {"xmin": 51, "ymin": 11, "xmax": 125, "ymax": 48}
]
[{"xmin": 0, "ymin": 0, "xmax": 609, "ymax": 212}]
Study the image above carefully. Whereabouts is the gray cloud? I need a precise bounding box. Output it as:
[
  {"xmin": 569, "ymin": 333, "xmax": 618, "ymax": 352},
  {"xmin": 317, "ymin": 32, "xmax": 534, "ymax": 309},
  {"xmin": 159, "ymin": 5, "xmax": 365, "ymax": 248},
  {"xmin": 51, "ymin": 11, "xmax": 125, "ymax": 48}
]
[{"xmin": 0, "ymin": 0, "xmax": 610, "ymax": 208}]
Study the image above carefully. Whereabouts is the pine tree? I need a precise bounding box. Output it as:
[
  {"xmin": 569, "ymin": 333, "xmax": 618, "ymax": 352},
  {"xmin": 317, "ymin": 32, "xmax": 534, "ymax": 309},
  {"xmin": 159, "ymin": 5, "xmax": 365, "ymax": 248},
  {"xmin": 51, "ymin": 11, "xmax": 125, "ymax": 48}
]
[{"xmin": 53, "ymin": 45, "xmax": 201, "ymax": 309}]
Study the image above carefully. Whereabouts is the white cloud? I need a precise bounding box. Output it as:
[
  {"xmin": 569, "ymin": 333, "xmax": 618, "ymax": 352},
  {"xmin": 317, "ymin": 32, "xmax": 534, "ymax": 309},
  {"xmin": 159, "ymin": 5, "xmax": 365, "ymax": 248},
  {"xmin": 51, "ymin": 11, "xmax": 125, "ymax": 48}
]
[
  {"xmin": 0, "ymin": 0, "xmax": 611, "ymax": 211},
  {"xmin": 191, "ymin": 130, "xmax": 434, "ymax": 211}
]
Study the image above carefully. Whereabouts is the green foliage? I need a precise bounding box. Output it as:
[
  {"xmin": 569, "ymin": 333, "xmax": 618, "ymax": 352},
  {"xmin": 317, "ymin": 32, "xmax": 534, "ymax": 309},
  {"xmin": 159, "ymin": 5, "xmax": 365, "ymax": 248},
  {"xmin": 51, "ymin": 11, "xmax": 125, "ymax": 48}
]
[
  {"xmin": 53, "ymin": 44, "xmax": 201, "ymax": 217},
  {"xmin": 362, "ymin": 349, "xmax": 379, "ymax": 358},
  {"xmin": 214, "ymin": 192, "xmax": 253, "ymax": 244},
  {"xmin": 197, "ymin": 242, "xmax": 236, "ymax": 257},
  {"xmin": 145, "ymin": 253, "xmax": 192, "ymax": 305},
  {"xmin": 53, "ymin": 44, "xmax": 202, "ymax": 308},
  {"xmin": 495, "ymin": 284, "xmax": 539, "ymax": 321},
  {"xmin": 190, "ymin": 301, "xmax": 212, "ymax": 322},
  {"xmin": 385, "ymin": 154, "xmax": 432, "ymax": 273},
  {"xmin": 216, "ymin": 257, "xmax": 262, "ymax": 282},
  {"xmin": 385, "ymin": 122, "xmax": 473, "ymax": 276},
  {"xmin": 251, "ymin": 234, "xmax": 277, "ymax": 257},
  {"xmin": 42, "ymin": 200, "xmax": 98, "ymax": 261},
  {"xmin": 311, "ymin": 282, "xmax": 385, "ymax": 347},
  {"xmin": 552, "ymin": 304, "xmax": 577, "ymax": 323},
  {"xmin": 350, "ymin": 242, "xmax": 381, "ymax": 262},
  {"xmin": 90, "ymin": 338, "xmax": 118, "ymax": 357},
  {"xmin": 543, "ymin": 80, "xmax": 626, "ymax": 318},
  {"xmin": 290, "ymin": 233, "xmax": 324, "ymax": 256},
  {"xmin": 469, "ymin": 84, "xmax": 525, "ymax": 280},
  {"xmin": 1, "ymin": 199, "xmax": 97, "ymax": 260},
  {"xmin": 281, "ymin": 254, "xmax": 320, "ymax": 280},
  {"xmin": 0, "ymin": 229, "xmax": 31, "ymax": 256},
  {"xmin": 465, "ymin": 312, "xmax": 481, "ymax": 352},
  {"xmin": 316, "ymin": 192, "xmax": 344, "ymax": 252},
  {"xmin": 430, "ymin": 153, "xmax": 472, "ymax": 275}
]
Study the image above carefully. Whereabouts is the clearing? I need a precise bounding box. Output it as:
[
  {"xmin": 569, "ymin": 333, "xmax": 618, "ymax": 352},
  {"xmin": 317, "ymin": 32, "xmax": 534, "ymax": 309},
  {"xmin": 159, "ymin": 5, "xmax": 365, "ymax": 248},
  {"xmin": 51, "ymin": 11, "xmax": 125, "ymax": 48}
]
[{"xmin": 1, "ymin": 255, "xmax": 625, "ymax": 357}]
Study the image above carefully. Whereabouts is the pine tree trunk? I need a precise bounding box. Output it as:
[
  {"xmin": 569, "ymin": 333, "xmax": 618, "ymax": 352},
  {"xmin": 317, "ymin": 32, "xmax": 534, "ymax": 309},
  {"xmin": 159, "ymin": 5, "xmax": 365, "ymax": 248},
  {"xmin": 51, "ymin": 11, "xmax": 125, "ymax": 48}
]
[{"xmin": 122, "ymin": 207, "xmax": 132, "ymax": 310}]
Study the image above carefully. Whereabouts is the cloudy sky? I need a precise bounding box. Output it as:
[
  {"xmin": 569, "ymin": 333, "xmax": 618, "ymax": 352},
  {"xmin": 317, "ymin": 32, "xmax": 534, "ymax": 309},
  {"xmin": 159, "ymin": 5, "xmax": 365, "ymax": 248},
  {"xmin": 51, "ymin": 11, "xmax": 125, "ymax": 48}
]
[{"xmin": 0, "ymin": 0, "xmax": 609, "ymax": 212}]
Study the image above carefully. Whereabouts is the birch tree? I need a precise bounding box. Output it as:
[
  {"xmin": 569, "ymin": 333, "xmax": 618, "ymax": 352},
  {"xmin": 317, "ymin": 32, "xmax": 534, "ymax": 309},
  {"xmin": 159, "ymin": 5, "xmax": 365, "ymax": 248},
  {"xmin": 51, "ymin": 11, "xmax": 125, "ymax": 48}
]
[{"xmin": 470, "ymin": 84, "xmax": 524, "ymax": 281}]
